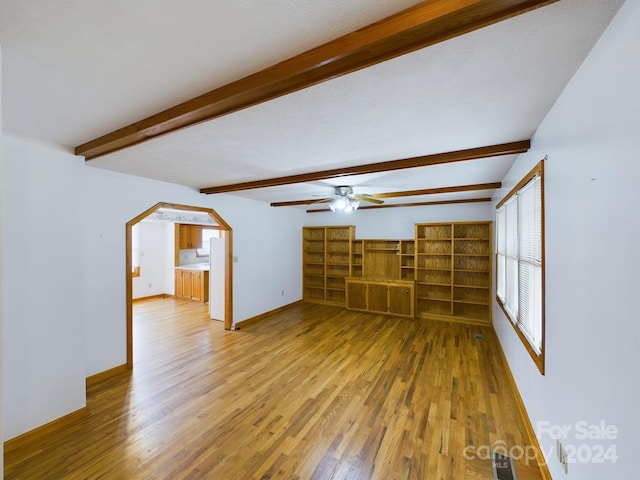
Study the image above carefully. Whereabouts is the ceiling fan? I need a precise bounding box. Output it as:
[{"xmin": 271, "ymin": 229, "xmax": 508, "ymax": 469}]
[
  {"xmin": 269, "ymin": 182, "xmax": 502, "ymax": 210},
  {"xmin": 316, "ymin": 186, "xmax": 384, "ymax": 212}
]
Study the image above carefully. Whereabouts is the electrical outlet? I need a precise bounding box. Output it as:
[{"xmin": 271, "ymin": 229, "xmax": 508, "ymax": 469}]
[{"xmin": 557, "ymin": 439, "xmax": 568, "ymax": 474}]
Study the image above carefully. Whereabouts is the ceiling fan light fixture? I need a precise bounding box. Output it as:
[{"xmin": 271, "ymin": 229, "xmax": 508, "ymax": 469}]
[{"xmin": 330, "ymin": 197, "xmax": 359, "ymax": 213}]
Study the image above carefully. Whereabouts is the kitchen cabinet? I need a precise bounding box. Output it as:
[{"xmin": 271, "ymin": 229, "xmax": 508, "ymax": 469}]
[
  {"xmin": 175, "ymin": 267, "xmax": 209, "ymax": 302},
  {"xmin": 345, "ymin": 278, "xmax": 415, "ymax": 318},
  {"xmin": 179, "ymin": 224, "xmax": 203, "ymax": 249},
  {"xmin": 191, "ymin": 271, "xmax": 203, "ymax": 301},
  {"xmin": 175, "ymin": 269, "xmax": 185, "ymax": 298}
]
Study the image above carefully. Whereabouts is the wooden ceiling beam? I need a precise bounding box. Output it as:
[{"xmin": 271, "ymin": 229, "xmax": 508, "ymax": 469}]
[
  {"xmin": 76, "ymin": 0, "xmax": 556, "ymax": 160},
  {"xmin": 270, "ymin": 182, "xmax": 502, "ymax": 207},
  {"xmin": 307, "ymin": 197, "xmax": 493, "ymax": 213},
  {"xmin": 372, "ymin": 181, "xmax": 502, "ymax": 199},
  {"xmin": 202, "ymin": 140, "xmax": 528, "ymax": 194}
]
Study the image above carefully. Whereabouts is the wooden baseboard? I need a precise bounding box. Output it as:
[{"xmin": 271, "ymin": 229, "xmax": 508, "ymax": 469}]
[
  {"xmin": 491, "ymin": 326, "xmax": 552, "ymax": 480},
  {"xmin": 235, "ymin": 300, "xmax": 304, "ymax": 329},
  {"xmin": 4, "ymin": 407, "xmax": 89, "ymax": 450},
  {"xmin": 302, "ymin": 298, "xmax": 345, "ymax": 307},
  {"xmin": 86, "ymin": 364, "xmax": 129, "ymax": 389},
  {"xmin": 418, "ymin": 313, "xmax": 492, "ymax": 327},
  {"xmin": 132, "ymin": 293, "xmax": 173, "ymax": 303},
  {"xmin": 5, "ymin": 366, "xmax": 129, "ymax": 450}
]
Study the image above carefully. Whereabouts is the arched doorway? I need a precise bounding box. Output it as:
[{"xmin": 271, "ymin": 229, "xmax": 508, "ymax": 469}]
[{"xmin": 125, "ymin": 202, "xmax": 233, "ymax": 368}]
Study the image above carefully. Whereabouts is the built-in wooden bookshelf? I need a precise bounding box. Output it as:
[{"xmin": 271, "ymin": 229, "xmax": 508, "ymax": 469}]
[
  {"xmin": 400, "ymin": 240, "xmax": 415, "ymax": 281},
  {"xmin": 415, "ymin": 222, "xmax": 492, "ymax": 325},
  {"xmin": 325, "ymin": 226, "xmax": 352, "ymax": 304},
  {"xmin": 303, "ymin": 222, "xmax": 491, "ymax": 324},
  {"xmin": 303, "ymin": 226, "xmax": 354, "ymax": 305},
  {"xmin": 452, "ymin": 222, "xmax": 492, "ymax": 323},
  {"xmin": 362, "ymin": 239, "xmax": 400, "ymax": 279},
  {"xmin": 415, "ymin": 223, "xmax": 453, "ymax": 318},
  {"xmin": 359, "ymin": 239, "xmax": 414, "ymax": 281},
  {"xmin": 302, "ymin": 227, "xmax": 326, "ymax": 302},
  {"xmin": 350, "ymin": 239, "xmax": 363, "ymax": 278}
]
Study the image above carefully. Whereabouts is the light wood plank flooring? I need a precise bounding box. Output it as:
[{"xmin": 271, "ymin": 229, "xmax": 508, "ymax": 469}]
[{"xmin": 4, "ymin": 298, "xmax": 545, "ymax": 479}]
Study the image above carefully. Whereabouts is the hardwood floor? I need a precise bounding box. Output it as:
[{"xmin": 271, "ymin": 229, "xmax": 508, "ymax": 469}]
[{"xmin": 4, "ymin": 298, "xmax": 545, "ymax": 479}]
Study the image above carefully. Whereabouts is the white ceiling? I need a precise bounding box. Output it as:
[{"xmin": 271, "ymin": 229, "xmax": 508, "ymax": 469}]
[{"xmin": 0, "ymin": 0, "xmax": 624, "ymax": 210}]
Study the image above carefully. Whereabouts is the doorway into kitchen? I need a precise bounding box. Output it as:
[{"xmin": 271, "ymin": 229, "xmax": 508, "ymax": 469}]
[{"xmin": 126, "ymin": 202, "xmax": 233, "ymax": 368}]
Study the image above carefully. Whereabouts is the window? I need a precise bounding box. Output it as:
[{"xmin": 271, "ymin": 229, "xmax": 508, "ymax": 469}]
[
  {"xmin": 496, "ymin": 160, "xmax": 545, "ymax": 374},
  {"xmin": 196, "ymin": 228, "xmax": 221, "ymax": 257}
]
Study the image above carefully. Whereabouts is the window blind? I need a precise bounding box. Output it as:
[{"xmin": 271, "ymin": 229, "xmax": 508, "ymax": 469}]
[
  {"xmin": 517, "ymin": 176, "xmax": 542, "ymax": 353},
  {"xmin": 495, "ymin": 164, "xmax": 544, "ymax": 368},
  {"xmin": 504, "ymin": 196, "xmax": 519, "ymax": 322},
  {"xmin": 496, "ymin": 207, "xmax": 506, "ymax": 302}
]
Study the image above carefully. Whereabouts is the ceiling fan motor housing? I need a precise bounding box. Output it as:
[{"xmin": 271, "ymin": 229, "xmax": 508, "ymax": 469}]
[{"xmin": 335, "ymin": 186, "xmax": 354, "ymax": 196}]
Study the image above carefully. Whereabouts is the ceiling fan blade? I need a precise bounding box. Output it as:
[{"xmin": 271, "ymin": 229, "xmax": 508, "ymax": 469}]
[
  {"xmin": 310, "ymin": 197, "xmax": 333, "ymax": 205},
  {"xmin": 271, "ymin": 197, "xmax": 332, "ymax": 207},
  {"xmin": 352, "ymin": 194, "xmax": 384, "ymax": 204}
]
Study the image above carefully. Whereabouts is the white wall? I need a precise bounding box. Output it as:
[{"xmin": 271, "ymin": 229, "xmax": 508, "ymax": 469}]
[
  {"xmin": 0, "ymin": 44, "xmax": 4, "ymax": 479},
  {"xmin": 132, "ymin": 221, "xmax": 174, "ymax": 299},
  {"xmin": 305, "ymin": 201, "xmax": 492, "ymax": 238},
  {"xmin": 82, "ymin": 164, "xmax": 305, "ymax": 374},
  {"xmin": 227, "ymin": 195, "xmax": 304, "ymax": 319},
  {"xmin": 492, "ymin": 2, "xmax": 640, "ymax": 478},
  {"xmin": 178, "ymin": 248, "xmax": 206, "ymax": 265},
  {"xmin": 1, "ymin": 138, "xmax": 87, "ymax": 440},
  {"xmin": 1, "ymin": 138, "xmax": 306, "ymax": 439}
]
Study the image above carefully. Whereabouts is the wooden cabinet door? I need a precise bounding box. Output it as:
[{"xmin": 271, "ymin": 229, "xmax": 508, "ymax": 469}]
[
  {"xmin": 202, "ymin": 271, "xmax": 209, "ymax": 303},
  {"xmin": 389, "ymin": 285, "xmax": 413, "ymax": 317},
  {"xmin": 368, "ymin": 284, "xmax": 388, "ymax": 313},
  {"xmin": 190, "ymin": 225, "xmax": 203, "ymax": 249},
  {"xmin": 179, "ymin": 224, "xmax": 192, "ymax": 249},
  {"xmin": 179, "ymin": 224, "xmax": 204, "ymax": 249},
  {"xmin": 191, "ymin": 271, "xmax": 202, "ymax": 301},
  {"xmin": 175, "ymin": 270, "xmax": 184, "ymax": 298},
  {"xmin": 183, "ymin": 271, "xmax": 192, "ymax": 298},
  {"xmin": 347, "ymin": 281, "xmax": 367, "ymax": 310}
]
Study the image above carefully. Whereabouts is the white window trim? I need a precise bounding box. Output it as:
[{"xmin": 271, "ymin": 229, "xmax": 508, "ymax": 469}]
[{"xmin": 196, "ymin": 227, "xmax": 221, "ymax": 257}]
